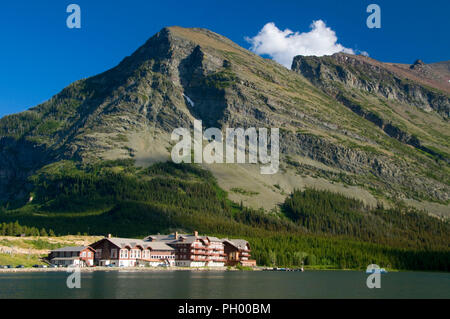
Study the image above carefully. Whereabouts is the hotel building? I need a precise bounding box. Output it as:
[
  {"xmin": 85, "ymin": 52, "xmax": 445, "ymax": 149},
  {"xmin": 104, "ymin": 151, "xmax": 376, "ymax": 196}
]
[
  {"xmin": 89, "ymin": 235, "xmax": 175, "ymax": 267},
  {"xmin": 145, "ymin": 231, "xmax": 227, "ymax": 267},
  {"xmin": 48, "ymin": 231, "xmax": 256, "ymax": 268},
  {"xmin": 49, "ymin": 246, "xmax": 95, "ymax": 267},
  {"xmin": 223, "ymin": 239, "xmax": 256, "ymax": 267}
]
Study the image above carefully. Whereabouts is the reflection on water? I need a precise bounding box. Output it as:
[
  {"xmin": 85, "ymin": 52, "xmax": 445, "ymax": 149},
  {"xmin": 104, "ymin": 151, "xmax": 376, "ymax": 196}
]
[{"xmin": 0, "ymin": 270, "xmax": 448, "ymax": 299}]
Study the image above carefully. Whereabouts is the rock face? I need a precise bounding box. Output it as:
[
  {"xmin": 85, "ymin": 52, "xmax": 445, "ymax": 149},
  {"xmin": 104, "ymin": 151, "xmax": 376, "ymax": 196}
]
[
  {"xmin": 292, "ymin": 54, "xmax": 450, "ymax": 118},
  {"xmin": 292, "ymin": 54, "xmax": 450, "ymax": 157},
  {"xmin": 410, "ymin": 59, "xmax": 425, "ymax": 70},
  {"xmin": 0, "ymin": 27, "xmax": 449, "ymax": 213}
]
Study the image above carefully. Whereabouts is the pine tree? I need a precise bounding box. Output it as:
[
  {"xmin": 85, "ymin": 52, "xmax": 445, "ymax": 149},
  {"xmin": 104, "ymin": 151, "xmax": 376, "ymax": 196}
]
[{"xmin": 39, "ymin": 228, "xmax": 48, "ymax": 237}]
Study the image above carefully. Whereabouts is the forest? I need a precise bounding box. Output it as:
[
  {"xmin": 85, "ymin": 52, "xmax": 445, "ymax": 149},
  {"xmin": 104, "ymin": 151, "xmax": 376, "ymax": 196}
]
[{"xmin": 0, "ymin": 159, "xmax": 448, "ymax": 271}]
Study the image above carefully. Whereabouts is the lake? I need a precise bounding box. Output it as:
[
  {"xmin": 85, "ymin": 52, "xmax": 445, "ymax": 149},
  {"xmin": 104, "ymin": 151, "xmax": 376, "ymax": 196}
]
[{"xmin": 0, "ymin": 270, "xmax": 448, "ymax": 299}]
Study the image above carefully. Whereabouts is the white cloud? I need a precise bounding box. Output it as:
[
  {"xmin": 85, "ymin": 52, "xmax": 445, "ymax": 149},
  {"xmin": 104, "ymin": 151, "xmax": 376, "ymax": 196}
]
[
  {"xmin": 246, "ymin": 21, "xmax": 359, "ymax": 68},
  {"xmin": 358, "ymin": 50, "xmax": 370, "ymax": 57}
]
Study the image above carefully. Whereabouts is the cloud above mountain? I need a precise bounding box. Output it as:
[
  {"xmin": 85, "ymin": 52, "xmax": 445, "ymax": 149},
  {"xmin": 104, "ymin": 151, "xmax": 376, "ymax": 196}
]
[{"xmin": 246, "ymin": 21, "xmax": 358, "ymax": 68}]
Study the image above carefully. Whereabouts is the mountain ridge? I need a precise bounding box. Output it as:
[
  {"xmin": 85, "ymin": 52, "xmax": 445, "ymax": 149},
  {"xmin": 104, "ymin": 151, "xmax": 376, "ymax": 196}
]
[{"xmin": 0, "ymin": 26, "xmax": 449, "ymax": 217}]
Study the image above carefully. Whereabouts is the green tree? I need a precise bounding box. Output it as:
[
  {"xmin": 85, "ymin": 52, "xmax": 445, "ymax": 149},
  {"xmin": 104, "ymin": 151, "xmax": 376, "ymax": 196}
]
[
  {"xmin": 13, "ymin": 221, "xmax": 22, "ymax": 235},
  {"xmin": 305, "ymin": 254, "xmax": 317, "ymax": 266},
  {"xmin": 39, "ymin": 228, "xmax": 48, "ymax": 237},
  {"xmin": 269, "ymin": 250, "xmax": 277, "ymax": 267},
  {"xmin": 293, "ymin": 251, "xmax": 308, "ymax": 266}
]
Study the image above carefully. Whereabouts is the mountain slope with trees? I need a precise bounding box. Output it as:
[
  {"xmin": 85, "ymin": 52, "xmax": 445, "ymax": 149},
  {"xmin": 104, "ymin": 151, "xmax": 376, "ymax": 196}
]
[
  {"xmin": 0, "ymin": 27, "xmax": 448, "ymax": 270},
  {"xmin": 0, "ymin": 160, "xmax": 448, "ymax": 271}
]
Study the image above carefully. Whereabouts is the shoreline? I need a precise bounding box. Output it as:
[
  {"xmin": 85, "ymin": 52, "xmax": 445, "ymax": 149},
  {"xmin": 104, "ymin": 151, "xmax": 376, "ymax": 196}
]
[
  {"xmin": 0, "ymin": 267, "xmax": 445, "ymax": 274},
  {"xmin": 0, "ymin": 266, "xmax": 356, "ymax": 273},
  {"xmin": 0, "ymin": 266, "xmax": 257, "ymax": 273}
]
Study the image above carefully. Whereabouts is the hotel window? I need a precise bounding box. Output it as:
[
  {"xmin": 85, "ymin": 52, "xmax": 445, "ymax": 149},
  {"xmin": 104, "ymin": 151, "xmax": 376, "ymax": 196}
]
[
  {"xmin": 95, "ymin": 249, "xmax": 102, "ymax": 258},
  {"xmin": 88, "ymin": 252, "xmax": 91, "ymax": 257},
  {"xmin": 111, "ymin": 249, "xmax": 117, "ymax": 258},
  {"xmin": 136, "ymin": 250, "xmax": 141, "ymax": 258},
  {"xmin": 82, "ymin": 251, "xmax": 86, "ymax": 257},
  {"xmin": 120, "ymin": 249, "xmax": 128, "ymax": 258}
]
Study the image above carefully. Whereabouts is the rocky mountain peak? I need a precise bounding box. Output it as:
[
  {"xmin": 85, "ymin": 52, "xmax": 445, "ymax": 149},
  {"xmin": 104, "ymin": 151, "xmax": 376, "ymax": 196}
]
[
  {"xmin": 292, "ymin": 53, "xmax": 449, "ymax": 118},
  {"xmin": 0, "ymin": 27, "xmax": 449, "ymax": 215},
  {"xmin": 410, "ymin": 59, "xmax": 425, "ymax": 70}
]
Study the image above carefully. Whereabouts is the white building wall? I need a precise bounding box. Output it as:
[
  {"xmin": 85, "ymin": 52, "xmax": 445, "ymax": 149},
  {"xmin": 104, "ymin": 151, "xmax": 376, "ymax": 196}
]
[
  {"xmin": 175, "ymin": 261, "xmax": 207, "ymax": 267},
  {"xmin": 207, "ymin": 261, "xmax": 225, "ymax": 267},
  {"xmin": 119, "ymin": 260, "xmax": 133, "ymax": 267}
]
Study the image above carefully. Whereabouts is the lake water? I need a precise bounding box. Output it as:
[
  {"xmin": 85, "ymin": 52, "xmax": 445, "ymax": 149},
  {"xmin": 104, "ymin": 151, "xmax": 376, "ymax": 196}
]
[{"xmin": 0, "ymin": 270, "xmax": 448, "ymax": 299}]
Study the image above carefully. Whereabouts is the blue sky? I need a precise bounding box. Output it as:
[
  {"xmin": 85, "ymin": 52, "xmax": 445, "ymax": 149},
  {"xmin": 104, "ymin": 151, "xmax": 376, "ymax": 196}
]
[{"xmin": 0, "ymin": 0, "xmax": 449, "ymax": 117}]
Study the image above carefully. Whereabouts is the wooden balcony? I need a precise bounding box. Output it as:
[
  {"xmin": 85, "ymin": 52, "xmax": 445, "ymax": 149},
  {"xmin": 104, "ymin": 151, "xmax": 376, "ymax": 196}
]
[
  {"xmin": 190, "ymin": 256, "xmax": 207, "ymax": 261},
  {"xmin": 209, "ymin": 252, "xmax": 225, "ymax": 256}
]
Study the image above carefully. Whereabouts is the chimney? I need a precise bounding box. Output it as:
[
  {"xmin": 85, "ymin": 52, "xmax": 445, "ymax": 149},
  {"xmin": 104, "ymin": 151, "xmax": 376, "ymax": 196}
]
[
  {"xmin": 107, "ymin": 234, "xmax": 112, "ymax": 239},
  {"xmin": 194, "ymin": 231, "xmax": 198, "ymax": 237},
  {"xmin": 175, "ymin": 232, "xmax": 178, "ymax": 239}
]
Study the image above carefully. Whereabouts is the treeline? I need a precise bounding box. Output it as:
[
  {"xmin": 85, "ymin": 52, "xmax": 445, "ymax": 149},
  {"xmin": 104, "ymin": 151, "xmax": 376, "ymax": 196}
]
[
  {"xmin": 0, "ymin": 111, "xmax": 41, "ymax": 139},
  {"xmin": 248, "ymin": 235, "xmax": 450, "ymax": 271},
  {"xmin": 6, "ymin": 201, "xmax": 448, "ymax": 270},
  {"xmin": 282, "ymin": 189, "xmax": 450, "ymax": 250},
  {"xmin": 31, "ymin": 160, "xmax": 227, "ymax": 215},
  {"xmin": 0, "ymin": 220, "xmax": 55, "ymax": 237},
  {"xmin": 1, "ymin": 160, "xmax": 449, "ymax": 271}
]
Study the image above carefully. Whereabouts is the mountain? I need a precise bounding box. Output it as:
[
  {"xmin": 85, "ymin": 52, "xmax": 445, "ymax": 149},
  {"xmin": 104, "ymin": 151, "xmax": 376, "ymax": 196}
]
[
  {"xmin": 0, "ymin": 26, "xmax": 449, "ymax": 270},
  {"xmin": 1, "ymin": 26, "xmax": 448, "ymax": 217},
  {"xmin": 291, "ymin": 54, "xmax": 449, "ymax": 214}
]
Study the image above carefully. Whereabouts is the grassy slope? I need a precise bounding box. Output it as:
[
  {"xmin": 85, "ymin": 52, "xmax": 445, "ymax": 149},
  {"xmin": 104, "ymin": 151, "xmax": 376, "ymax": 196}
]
[
  {"xmin": 0, "ymin": 253, "xmax": 45, "ymax": 267},
  {"xmin": 0, "ymin": 236, "xmax": 103, "ymax": 267}
]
